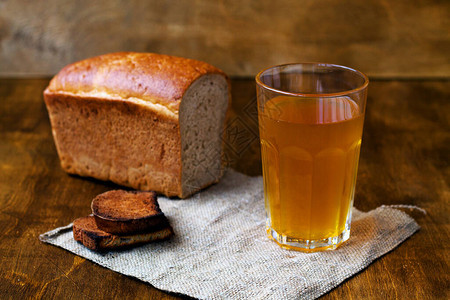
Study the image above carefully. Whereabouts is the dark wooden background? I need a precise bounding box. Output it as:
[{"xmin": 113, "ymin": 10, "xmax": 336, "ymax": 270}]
[
  {"xmin": 0, "ymin": 0, "xmax": 449, "ymax": 298},
  {"xmin": 0, "ymin": 0, "xmax": 449, "ymax": 78},
  {"xmin": 0, "ymin": 78, "xmax": 449, "ymax": 299}
]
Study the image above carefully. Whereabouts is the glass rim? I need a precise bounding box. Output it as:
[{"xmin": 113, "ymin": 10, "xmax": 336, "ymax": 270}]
[{"xmin": 255, "ymin": 62, "xmax": 369, "ymax": 98}]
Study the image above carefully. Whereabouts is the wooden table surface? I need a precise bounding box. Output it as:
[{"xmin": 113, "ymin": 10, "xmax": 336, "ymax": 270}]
[{"xmin": 0, "ymin": 78, "xmax": 448, "ymax": 299}]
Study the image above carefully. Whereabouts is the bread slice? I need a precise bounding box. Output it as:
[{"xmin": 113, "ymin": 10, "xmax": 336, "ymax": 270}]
[
  {"xmin": 91, "ymin": 190, "xmax": 167, "ymax": 235},
  {"xmin": 43, "ymin": 52, "xmax": 230, "ymax": 198},
  {"xmin": 73, "ymin": 215, "xmax": 173, "ymax": 251}
]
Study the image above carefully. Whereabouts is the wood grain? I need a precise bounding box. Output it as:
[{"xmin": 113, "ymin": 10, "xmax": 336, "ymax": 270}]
[
  {"xmin": 0, "ymin": 78, "xmax": 449, "ymax": 299},
  {"xmin": 0, "ymin": 0, "xmax": 449, "ymax": 78}
]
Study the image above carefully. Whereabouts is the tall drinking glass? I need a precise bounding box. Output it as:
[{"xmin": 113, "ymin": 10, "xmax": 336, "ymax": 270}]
[{"xmin": 256, "ymin": 63, "xmax": 368, "ymax": 252}]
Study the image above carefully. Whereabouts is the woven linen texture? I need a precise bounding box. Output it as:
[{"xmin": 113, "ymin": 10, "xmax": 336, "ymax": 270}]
[{"xmin": 40, "ymin": 170, "xmax": 419, "ymax": 300}]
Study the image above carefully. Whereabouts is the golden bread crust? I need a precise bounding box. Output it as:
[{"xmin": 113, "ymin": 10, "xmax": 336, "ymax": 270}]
[
  {"xmin": 43, "ymin": 52, "xmax": 229, "ymax": 198},
  {"xmin": 44, "ymin": 52, "xmax": 225, "ymax": 114}
]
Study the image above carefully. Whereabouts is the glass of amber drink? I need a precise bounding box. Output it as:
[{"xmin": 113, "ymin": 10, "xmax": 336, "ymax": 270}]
[{"xmin": 256, "ymin": 63, "xmax": 369, "ymax": 252}]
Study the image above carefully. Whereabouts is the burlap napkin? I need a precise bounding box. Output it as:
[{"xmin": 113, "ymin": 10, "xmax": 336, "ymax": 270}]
[{"xmin": 40, "ymin": 170, "xmax": 420, "ymax": 299}]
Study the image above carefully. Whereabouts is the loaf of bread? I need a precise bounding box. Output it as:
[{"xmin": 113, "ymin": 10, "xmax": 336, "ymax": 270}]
[
  {"xmin": 43, "ymin": 52, "xmax": 230, "ymax": 198},
  {"xmin": 92, "ymin": 190, "xmax": 167, "ymax": 235}
]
